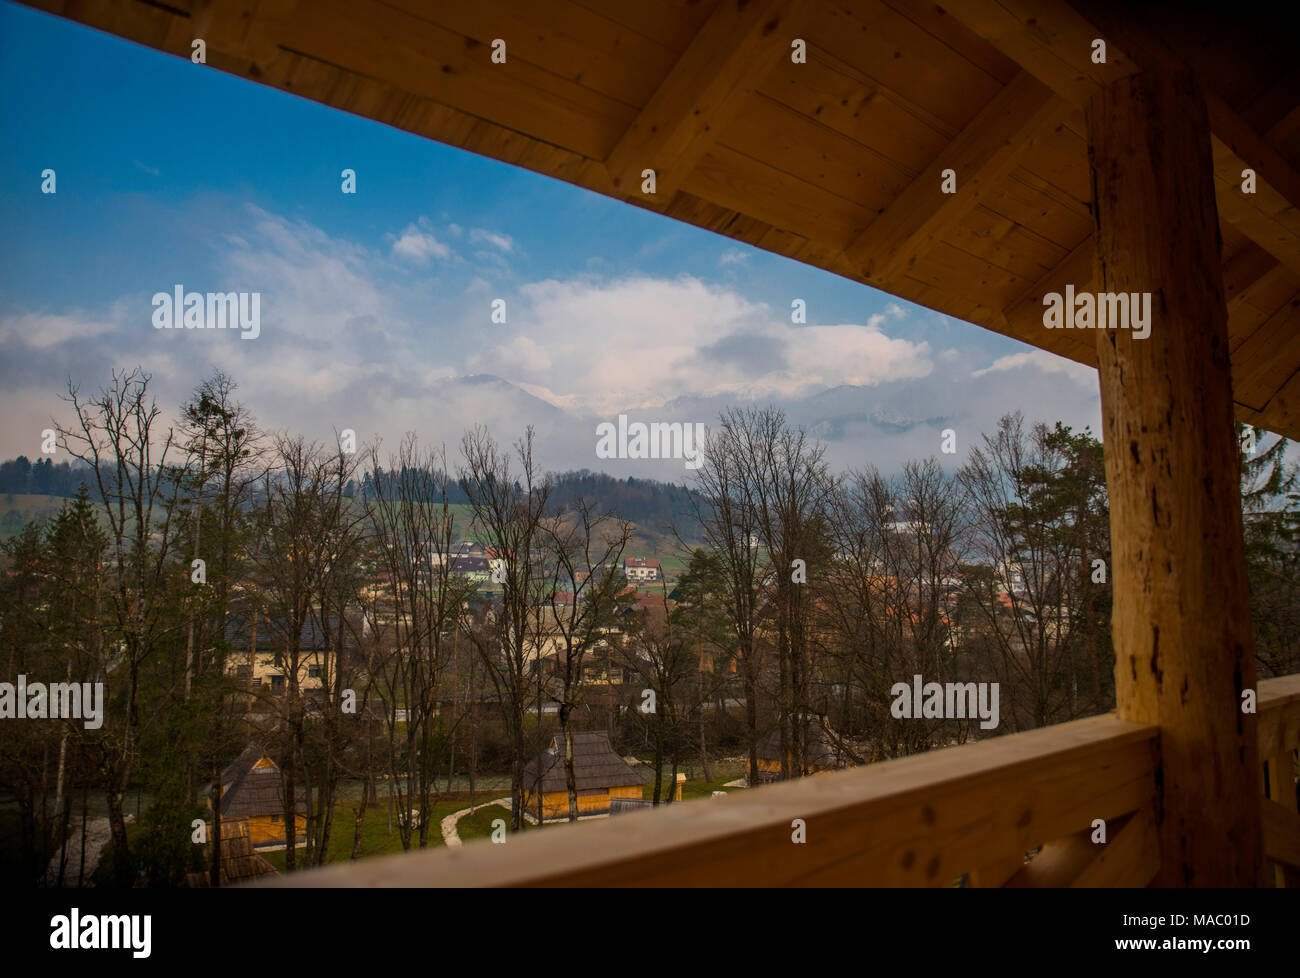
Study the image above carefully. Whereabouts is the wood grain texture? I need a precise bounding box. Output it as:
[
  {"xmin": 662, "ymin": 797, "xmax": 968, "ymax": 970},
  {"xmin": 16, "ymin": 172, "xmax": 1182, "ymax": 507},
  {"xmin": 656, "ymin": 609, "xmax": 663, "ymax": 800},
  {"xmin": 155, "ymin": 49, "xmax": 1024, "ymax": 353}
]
[
  {"xmin": 260, "ymin": 714, "xmax": 1156, "ymax": 887},
  {"xmin": 1087, "ymin": 68, "xmax": 1265, "ymax": 886}
]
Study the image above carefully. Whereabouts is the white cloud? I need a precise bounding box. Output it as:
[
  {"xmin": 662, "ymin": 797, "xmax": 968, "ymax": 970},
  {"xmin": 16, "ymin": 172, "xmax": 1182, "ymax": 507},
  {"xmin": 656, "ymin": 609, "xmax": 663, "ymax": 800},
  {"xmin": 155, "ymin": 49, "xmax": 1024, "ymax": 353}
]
[
  {"xmin": 470, "ymin": 228, "xmax": 513, "ymax": 253},
  {"xmin": 392, "ymin": 223, "xmax": 452, "ymax": 263},
  {"xmin": 0, "ymin": 311, "xmax": 121, "ymax": 349},
  {"xmin": 466, "ymin": 275, "xmax": 933, "ymax": 415},
  {"xmin": 719, "ymin": 248, "xmax": 750, "ymax": 267},
  {"xmin": 971, "ymin": 350, "xmax": 1097, "ymax": 388},
  {"xmin": 0, "ymin": 203, "xmax": 1102, "ymax": 477}
]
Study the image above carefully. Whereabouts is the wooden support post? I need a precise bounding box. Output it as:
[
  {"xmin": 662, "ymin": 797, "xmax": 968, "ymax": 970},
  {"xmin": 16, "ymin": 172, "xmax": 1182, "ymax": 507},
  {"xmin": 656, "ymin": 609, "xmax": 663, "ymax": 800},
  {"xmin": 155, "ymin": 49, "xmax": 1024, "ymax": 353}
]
[{"xmin": 1087, "ymin": 69, "xmax": 1266, "ymax": 886}]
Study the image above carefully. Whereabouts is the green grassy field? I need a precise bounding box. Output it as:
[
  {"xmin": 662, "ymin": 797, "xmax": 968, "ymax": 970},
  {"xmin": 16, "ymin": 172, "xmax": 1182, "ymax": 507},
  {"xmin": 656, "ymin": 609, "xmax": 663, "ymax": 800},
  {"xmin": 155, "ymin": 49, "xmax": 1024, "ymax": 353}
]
[
  {"xmin": 455, "ymin": 804, "xmax": 537, "ymax": 841},
  {"xmin": 258, "ymin": 795, "xmax": 472, "ymax": 870},
  {"xmin": 0, "ymin": 492, "xmax": 77, "ymax": 539},
  {"xmin": 256, "ymin": 766, "xmax": 743, "ymax": 867}
]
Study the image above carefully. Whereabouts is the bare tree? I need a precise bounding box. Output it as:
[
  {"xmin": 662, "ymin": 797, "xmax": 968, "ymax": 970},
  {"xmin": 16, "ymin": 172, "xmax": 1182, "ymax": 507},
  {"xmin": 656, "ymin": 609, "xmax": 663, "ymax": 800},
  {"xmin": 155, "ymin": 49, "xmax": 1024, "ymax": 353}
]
[
  {"xmin": 540, "ymin": 497, "xmax": 633, "ymax": 820},
  {"xmin": 725, "ymin": 407, "xmax": 833, "ymax": 778},
  {"xmin": 252, "ymin": 432, "xmax": 362, "ymax": 870},
  {"xmin": 458, "ymin": 426, "xmax": 550, "ymax": 830},
  {"xmin": 57, "ymin": 368, "xmax": 185, "ymax": 884},
  {"xmin": 621, "ymin": 579, "xmax": 695, "ymax": 804},
  {"xmin": 175, "ymin": 370, "xmax": 264, "ymax": 883},
  {"xmin": 692, "ymin": 413, "xmax": 765, "ymax": 786},
  {"xmin": 363, "ymin": 435, "xmax": 474, "ymax": 848},
  {"xmin": 824, "ymin": 458, "xmax": 968, "ymax": 758}
]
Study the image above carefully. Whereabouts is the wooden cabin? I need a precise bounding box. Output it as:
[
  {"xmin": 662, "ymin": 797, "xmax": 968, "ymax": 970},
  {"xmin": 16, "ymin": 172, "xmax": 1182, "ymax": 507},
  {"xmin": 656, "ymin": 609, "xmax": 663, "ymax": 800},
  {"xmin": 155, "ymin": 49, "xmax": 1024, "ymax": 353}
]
[
  {"xmin": 523, "ymin": 732, "xmax": 649, "ymax": 821},
  {"xmin": 46, "ymin": 0, "xmax": 1300, "ymax": 887},
  {"xmin": 185, "ymin": 817, "xmax": 278, "ymax": 887},
  {"xmin": 756, "ymin": 717, "xmax": 854, "ymax": 781},
  {"xmin": 208, "ymin": 745, "xmax": 308, "ymax": 849}
]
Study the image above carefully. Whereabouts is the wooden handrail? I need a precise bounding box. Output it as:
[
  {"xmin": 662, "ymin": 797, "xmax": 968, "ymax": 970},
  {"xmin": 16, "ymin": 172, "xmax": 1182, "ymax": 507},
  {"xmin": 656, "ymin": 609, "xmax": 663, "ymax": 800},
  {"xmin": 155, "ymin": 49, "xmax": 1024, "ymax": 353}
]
[
  {"xmin": 264, "ymin": 713, "xmax": 1156, "ymax": 887},
  {"xmin": 1258, "ymin": 674, "xmax": 1300, "ymax": 766},
  {"xmin": 1259, "ymin": 674, "xmax": 1300, "ymax": 885},
  {"xmin": 253, "ymin": 673, "xmax": 1300, "ymax": 887}
]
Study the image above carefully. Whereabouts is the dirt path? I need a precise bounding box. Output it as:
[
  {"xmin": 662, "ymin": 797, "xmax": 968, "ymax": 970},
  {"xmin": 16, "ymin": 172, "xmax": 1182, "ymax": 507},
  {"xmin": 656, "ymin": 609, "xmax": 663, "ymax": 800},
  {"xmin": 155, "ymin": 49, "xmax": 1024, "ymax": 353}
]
[
  {"xmin": 44, "ymin": 816, "xmax": 112, "ymax": 887},
  {"xmin": 440, "ymin": 798, "xmax": 511, "ymax": 846}
]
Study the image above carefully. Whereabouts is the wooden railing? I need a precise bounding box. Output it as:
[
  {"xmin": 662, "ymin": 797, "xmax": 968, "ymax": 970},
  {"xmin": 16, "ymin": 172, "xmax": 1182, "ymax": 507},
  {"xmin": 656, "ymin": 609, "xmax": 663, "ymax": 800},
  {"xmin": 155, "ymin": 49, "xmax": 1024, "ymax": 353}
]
[
  {"xmin": 1260, "ymin": 674, "xmax": 1300, "ymax": 887},
  {"xmin": 265, "ymin": 676, "xmax": 1300, "ymax": 887}
]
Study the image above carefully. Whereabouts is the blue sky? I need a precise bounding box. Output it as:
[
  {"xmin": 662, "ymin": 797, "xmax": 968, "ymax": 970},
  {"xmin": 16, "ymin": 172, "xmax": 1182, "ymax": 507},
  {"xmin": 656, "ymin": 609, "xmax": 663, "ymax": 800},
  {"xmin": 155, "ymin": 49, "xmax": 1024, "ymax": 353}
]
[{"xmin": 0, "ymin": 1, "xmax": 1103, "ymax": 479}]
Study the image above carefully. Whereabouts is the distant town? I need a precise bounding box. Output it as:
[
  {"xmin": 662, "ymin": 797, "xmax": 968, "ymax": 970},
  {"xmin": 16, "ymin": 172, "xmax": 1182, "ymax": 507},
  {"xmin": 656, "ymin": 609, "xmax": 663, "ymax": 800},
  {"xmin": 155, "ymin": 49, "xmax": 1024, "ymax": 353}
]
[{"xmin": 3, "ymin": 367, "xmax": 1294, "ymax": 887}]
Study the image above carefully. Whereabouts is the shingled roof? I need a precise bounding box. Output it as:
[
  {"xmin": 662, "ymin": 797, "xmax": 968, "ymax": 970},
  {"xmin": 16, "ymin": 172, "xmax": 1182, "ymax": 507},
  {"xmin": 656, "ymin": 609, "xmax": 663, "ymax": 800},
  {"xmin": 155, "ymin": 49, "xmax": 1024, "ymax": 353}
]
[
  {"xmin": 523, "ymin": 732, "xmax": 648, "ymax": 794},
  {"xmin": 184, "ymin": 818, "xmax": 278, "ymax": 887},
  {"xmin": 212, "ymin": 744, "xmax": 306, "ymax": 820},
  {"xmin": 758, "ymin": 717, "xmax": 852, "ymax": 769}
]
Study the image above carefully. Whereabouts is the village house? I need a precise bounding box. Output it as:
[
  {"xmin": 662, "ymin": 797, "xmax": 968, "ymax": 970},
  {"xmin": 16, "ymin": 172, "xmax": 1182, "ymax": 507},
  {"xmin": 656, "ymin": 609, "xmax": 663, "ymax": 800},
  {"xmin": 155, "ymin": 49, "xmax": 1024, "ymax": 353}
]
[
  {"xmin": 623, "ymin": 557, "xmax": 662, "ymax": 583},
  {"xmin": 756, "ymin": 716, "xmax": 855, "ymax": 783},
  {"xmin": 523, "ymin": 731, "xmax": 648, "ymax": 821},
  {"xmin": 185, "ymin": 818, "xmax": 277, "ymax": 887},
  {"xmin": 224, "ymin": 612, "xmax": 341, "ymax": 702},
  {"xmin": 206, "ymin": 744, "xmax": 307, "ymax": 849},
  {"xmin": 77, "ymin": 0, "xmax": 1300, "ymax": 889}
]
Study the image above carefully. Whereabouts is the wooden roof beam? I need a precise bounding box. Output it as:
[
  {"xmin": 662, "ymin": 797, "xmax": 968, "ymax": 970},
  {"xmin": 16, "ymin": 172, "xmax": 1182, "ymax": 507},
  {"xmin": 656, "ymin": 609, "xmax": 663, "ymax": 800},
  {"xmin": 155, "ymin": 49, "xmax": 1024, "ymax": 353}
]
[
  {"xmin": 1207, "ymin": 104, "xmax": 1300, "ymax": 280},
  {"xmin": 845, "ymin": 71, "xmax": 1065, "ymax": 285},
  {"xmin": 934, "ymin": 0, "xmax": 1139, "ymax": 107},
  {"xmin": 939, "ymin": 0, "xmax": 1300, "ymax": 278},
  {"xmin": 602, "ymin": 0, "xmax": 798, "ymax": 203},
  {"xmin": 998, "ymin": 231, "xmax": 1300, "ymax": 434},
  {"xmin": 1002, "ymin": 234, "xmax": 1281, "ymax": 351}
]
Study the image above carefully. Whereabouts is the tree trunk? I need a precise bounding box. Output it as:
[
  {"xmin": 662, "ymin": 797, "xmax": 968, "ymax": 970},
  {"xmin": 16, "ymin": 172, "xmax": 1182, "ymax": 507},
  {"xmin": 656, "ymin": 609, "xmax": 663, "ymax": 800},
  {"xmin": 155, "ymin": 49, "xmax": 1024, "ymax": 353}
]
[
  {"xmin": 106, "ymin": 783, "xmax": 130, "ymax": 887},
  {"xmin": 743, "ymin": 661, "xmax": 759, "ymax": 786},
  {"xmin": 210, "ymin": 770, "xmax": 222, "ymax": 888},
  {"xmin": 350, "ymin": 805, "xmax": 365, "ymax": 860},
  {"xmin": 283, "ymin": 736, "xmax": 297, "ymax": 872},
  {"xmin": 562, "ymin": 707, "xmax": 579, "ymax": 823}
]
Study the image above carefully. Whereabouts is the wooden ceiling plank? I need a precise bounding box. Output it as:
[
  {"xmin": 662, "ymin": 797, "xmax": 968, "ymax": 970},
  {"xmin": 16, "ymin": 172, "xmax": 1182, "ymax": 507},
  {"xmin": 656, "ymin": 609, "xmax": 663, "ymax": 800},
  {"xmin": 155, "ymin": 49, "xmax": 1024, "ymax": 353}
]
[
  {"xmin": 804, "ymin": 0, "xmax": 1005, "ymax": 133},
  {"xmin": 844, "ymin": 72, "xmax": 1063, "ymax": 283},
  {"xmin": 385, "ymin": 0, "xmax": 679, "ymax": 109},
  {"xmin": 1255, "ymin": 367, "xmax": 1300, "ymax": 436},
  {"xmin": 881, "ymin": 0, "xmax": 1021, "ymax": 85},
  {"xmin": 680, "ymin": 146, "xmax": 872, "ymax": 247},
  {"xmin": 1233, "ymin": 295, "xmax": 1300, "ymax": 392},
  {"xmin": 942, "ymin": 1, "xmax": 1300, "ymax": 277},
  {"xmin": 284, "ymin": 0, "xmax": 635, "ymax": 160},
  {"xmin": 757, "ymin": 60, "xmax": 951, "ymax": 175},
  {"xmin": 571, "ymin": 0, "xmax": 713, "ymax": 51},
  {"xmin": 1223, "ymin": 245, "xmax": 1281, "ymax": 314},
  {"xmin": 603, "ymin": 0, "xmax": 798, "ymax": 199},
  {"xmin": 944, "ymin": 205, "xmax": 1069, "ymax": 281},
  {"xmin": 997, "ymin": 234, "xmax": 1098, "ymax": 364},
  {"xmin": 718, "ymin": 92, "xmax": 916, "ymax": 212},
  {"xmin": 1209, "ymin": 132, "xmax": 1300, "ymax": 279}
]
